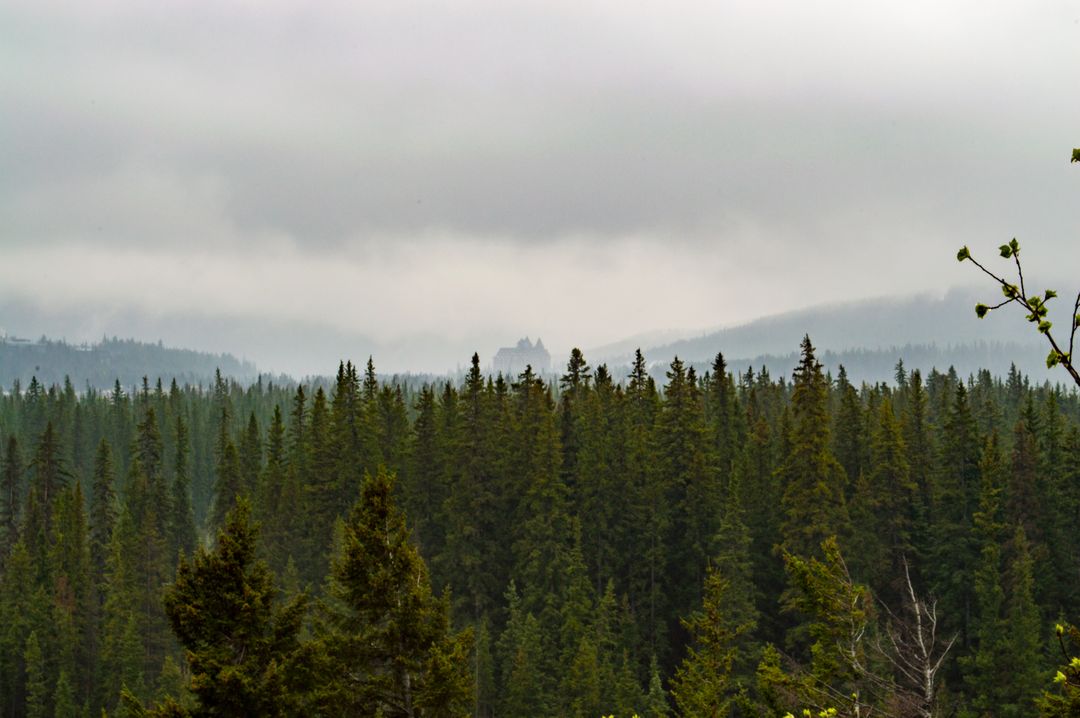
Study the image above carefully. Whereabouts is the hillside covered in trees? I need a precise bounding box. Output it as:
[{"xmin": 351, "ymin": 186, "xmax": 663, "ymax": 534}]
[
  {"xmin": 2, "ymin": 340, "xmax": 1080, "ymax": 717},
  {"xmin": 0, "ymin": 337, "xmax": 257, "ymax": 392}
]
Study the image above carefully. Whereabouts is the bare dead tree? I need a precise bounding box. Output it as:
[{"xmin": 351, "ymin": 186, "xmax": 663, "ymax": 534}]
[{"xmin": 872, "ymin": 558, "xmax": 957, "ymax": 718}]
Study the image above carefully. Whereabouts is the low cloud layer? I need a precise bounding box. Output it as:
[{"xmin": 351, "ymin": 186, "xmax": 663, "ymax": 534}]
[{"xmin": 2, "ymin": 0, "xmax": 1078, "ymax": 374}]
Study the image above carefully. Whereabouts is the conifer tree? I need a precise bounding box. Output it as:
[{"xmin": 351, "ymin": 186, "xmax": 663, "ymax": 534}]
[
  {"xmin": 1001, "ymin": 526, "xmax": 1043, "ymax": 716},
  {"xmin": 645, "ymin": 654, "xmax": 670, "ymax": 718},
  {"xmin": 625, "ymin": 348, "xmax": 666, "ymax": 658},
  {"xmin": 558, "ymin": 347, "xmax": 592, "ymax": 502},
  {"xmin": 763, "ymin": 538, "xmax": 875, "ymax": 716},
  {"xmin": 29, "ymin": 421, "xmax": 70, "ymax": 537},
  {"xmin": 671, "ymin": 564, "xmax": 755, "ymax": 716},
  {"xmin": 209, "ymin": 441, "xmax": 242, "ymax": 531},
  {"xmin": 168, "ymin": 415, "xmax": 197, "ymax": 562},
  {"xmin": 443, "ymin": 355, "xmax": 503, "ymax": 622},
  {"xmin": 90, "ymin": 439, "xmax": 117, "ymax": 582},
  {"xmin": 239, "ymin": 412, "xmax": 262, "ymax": 497},
  {"xmin": 929, "ymin": 383, "xmax": 981, "ymax": 651},
  {"xmin": 1, "ymin": 434, "xmax": 21, "ymax": 560},
  {"xmin": 256, "ymin": 404, "xmax": 288, "ymax": 571},
  {"xmin": 705, "ymin": 352, "xmax": 740, "ymax": 494},
  {"xmin": 779, "ymin": 337, "xmax": 849, "ymax": 559},
  {"xmin": 833, "ymin": 365, "xmax": 865, "ymax": 484},
  {"xmin": 50, "ymin": 482, "xmax": 95, "ymax": 706},
  {"xmin": 24, "ymin": 630, "xmax": 46, "ymax": 718},
  {"xmin": 711, "ymin": 472, "xmax": 760, "ymax": 674},
  {"xmin": 149, "ymin": 499, "xmax": 308, "ymax": 717},
  {"xmin": 100, "ymin": 507, "xmax": 143, "ymax": 710},
  {"xmin": 497, "ymin": 583, "xmax": 549, "ymax": 716},
  {"xmin": 655, "ymin": 357, "xmax": 716, "ymax": 630},
  {"xmin": 313, "ymin": 468, "xmax": 472, "ymax": 716},
  {"xmin": 402, "ymin": 384, "xmax": 445, "ymax": 563},
  {"xmin": 53, "ymin": 670, "xmax": 77, "ymax": 718},
  {"xmin": 963, "ymin": 432, "xmax": 1009, "ymax": 714},
  {"xmin": 849, "ymin": 396, "xmax": 914, "ymax": 595},
  {"xmin": 330, "ymin": 361, "xmax": 363, "ymax": 504}
]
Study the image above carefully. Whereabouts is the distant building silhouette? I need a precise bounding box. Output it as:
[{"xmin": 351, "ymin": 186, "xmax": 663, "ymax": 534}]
[{"xmin": 493, "ymin": 337, "xmax": 551, "ymax": 376}]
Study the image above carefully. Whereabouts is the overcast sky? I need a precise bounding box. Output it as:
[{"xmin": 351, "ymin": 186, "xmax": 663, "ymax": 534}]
[{"xmin": 1, "ymin": 0, "xmax": 1078, "ymax": 375}]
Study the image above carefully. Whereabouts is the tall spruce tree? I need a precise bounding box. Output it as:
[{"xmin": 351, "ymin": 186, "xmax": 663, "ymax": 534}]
[
  {"xmin": 313, "ymin": 468, "xmax": 472, "ymax": 716},
  {"xmin": 143, "ymin": 499, "xmax": 308, "ymax": 717},
  {"xmin": 1, "ymin": 434, "xmax": 22, "ymax": 560},
  {"xmin": 778, "ymin": 336, "xmax": 849, "ymax": 559},
  {"xmin": 168, "ymin": 415, "xmax": 197, "ymax": 562}
]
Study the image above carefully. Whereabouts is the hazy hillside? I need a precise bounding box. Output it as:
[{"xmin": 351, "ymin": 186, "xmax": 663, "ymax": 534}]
[
  {"xmin": 694, "ymin": 341, "xmax": 1051, "ymax": 386},
  {"xmin": 0, "ymin": 335, "xmax": 257, "ymax": 390},
  {"xmin": 597, "ymin": 288, "xmax": 1064, "ymax": 384}
]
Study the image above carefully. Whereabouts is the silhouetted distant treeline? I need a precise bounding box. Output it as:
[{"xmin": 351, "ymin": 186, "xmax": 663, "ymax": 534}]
[
  {"xmin": 693, "ymin": 340, "xmax": 1053, "ymax": 386},
  {"xmin": 0, "ymin": 336, "xmax": 256, "ymax": 390}
]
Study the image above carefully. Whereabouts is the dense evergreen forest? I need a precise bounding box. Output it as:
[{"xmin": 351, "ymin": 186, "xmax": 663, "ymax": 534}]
[{"xmin": 4, "ymin": 339, "xmax": 1080, "ymax": 717}]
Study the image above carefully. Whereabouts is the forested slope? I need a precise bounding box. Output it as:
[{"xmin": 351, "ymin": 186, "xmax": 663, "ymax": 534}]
[
  {"xmin": 1, "ymin": 341, "xmax": 1078, "ymax": 716},
  {"xmin": 0, "ymin": 337, "xmax": 257, "ymax": 390}
]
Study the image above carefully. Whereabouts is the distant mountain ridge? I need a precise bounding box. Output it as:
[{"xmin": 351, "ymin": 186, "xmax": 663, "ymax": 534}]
[
  {"xmin": 596, "ymin": 289, "xmax": 1064, "ymax": 384},
  {"xmin": 0, "ymin": 335, "xmax": 257, "ymax": 390}
]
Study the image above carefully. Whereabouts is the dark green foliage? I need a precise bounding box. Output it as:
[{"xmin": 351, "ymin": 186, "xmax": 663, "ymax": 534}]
[
  {"xmin": 152, "ymin": 499, "xmax": 307, "ymax": 717},
  {"xmin": 779, "ymin": 337, "xmax": 850, "ymax": 558},
  {"xmin": 1, "ymin": 434, "xmax": 21, "ymax": 560},
  {"xmin": 313, "ymin": 468, "xmax": 472, "ymax": 716},
  {"xmin": 24, "ymin": 631, "xmax": 46, "ymax": 718},
  {"xmin": 169, "ymin": 416, "xmax": 197, "ymax": 562},
  {"xmin": 670, "ymin": 564, "xmax": 755, "ymax": 715},
  {"xmin": 1, "ymin": 341, "xmax": 1079, "ymax": 717}
]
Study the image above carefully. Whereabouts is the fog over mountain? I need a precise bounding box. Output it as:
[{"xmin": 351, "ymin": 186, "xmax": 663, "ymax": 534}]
[
  {"xmin": 3, "ymin": 284, "xmax": 1070, "ymax": 385},
  {"xmin": 3, "ymin": 1, "xmax": 1078, "ymax": 376}
]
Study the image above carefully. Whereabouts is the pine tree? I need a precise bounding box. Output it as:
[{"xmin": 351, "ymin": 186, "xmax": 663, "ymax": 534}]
[
  {"xmin": 29, "ymin": 421, "xmax": 71, "ymax": 537},
  {"xmin": 256, "ymin": 404, "xmax": 288, "ymax": 571},
  {"xmin": 497, "ymin": 584, "xmax": 549, "ymax": 716},
  {"xmin": 53, "ymin": 670, "xmax": 78, "ymax": 718},
  {"xmin": 474, "ymin": 617, "xmax": 496, "ymax": 718},
  {"xmin": 1001, "ymin": 526, "xmax": 1043, "ymax": 717},
  {"xmin": 300, "ymin": 385, "xmax": 337, "ymax": 586},
  {"xmin": 168, "ymin": 415, "xmax": 197, "ymax": 562},
  {"xmin": 764, "ymin": 538, "xmax": 875, "ymax": 715},
  {"xmin": 849, "ymin": 396, "xmax": 915, "ymax": 595},
  {"xmin": 209, "ymin": 441, "xmax": 242, "ymax": 531},
  {"xmin": 50, "ymin": 481, "xmax": 95, "ymax": 706},
  {"xmin": 100, "ymin": 507, "xmax": 143, "ymax": 710},
  {"xmin": 963, "ymin": 432, "xmax": 1009, "ymax": 714},
  {"xmin": 313, "ymin": 468, "xmax": 472, "ymax": 716},
  {"xmin": 558, "ymin": 347, "xmax": 592, "ymax": 504},
  {"xmin": 90, "ymin": 439, "xmax": 117, "ymax": 581},
  {"xmin": 509, "ymin": 367, "xmax": 570, "ymax": 617},
  {"xmin": 625, "ymin": 348, "xmax": 666, "ymax": 658},
  {"xmin": 24, "ymin": 630, "xmax": 47, "ymax": 718},
  {"xmin": 402, "ymin": 384, "xmax": 445, "ymax": 564},
  {"xmin": 1, "ymin": 434, "xmax": 21, "ymax": 560},
  {"xmin": 670, "ymin": 564, "xmax": 754, "ymax": 716},
  {"xmin": 443, "ymin": 355, "xmax": 503, "ymax": 622},
  {"xmin": 779, "ymin": 336, "xmax": 849, "ymax": 559},
  {"xmin": 645, "ymin": 654, "xmax": 670, "ymax": 718},
  {"xmin": 705, "ymin": 352, "xmax": 740, "ymax": 494},
  {"xmin": 833, "ymin": 365, "xmax": 865, "ymax": 484},
  {"xmin": 238, "ymin": 412, "xmax": 262, "ymax": 497},
  {"xmin": 711, "ymin": 472, "xmax": 759, "ymax": 675},
  {"xmin": 152, "ymin": 499, "xmax": 308, "ymax": 717},
  {"xmin": 929, "ymin": 383, "xmax": 982, "ymax": 653},
  {"xmin": 655, "ymin": 357, "xmax": 716, "ymax": 633}
]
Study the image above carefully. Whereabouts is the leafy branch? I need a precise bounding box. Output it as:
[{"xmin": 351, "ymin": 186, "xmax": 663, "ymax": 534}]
[{"xmin": 956, "ymin": 238, "xmax": 1080, "ymax": 388}]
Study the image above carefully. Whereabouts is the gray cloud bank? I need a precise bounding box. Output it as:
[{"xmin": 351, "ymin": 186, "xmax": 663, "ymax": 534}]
[{"xmin": 1, "ymin": 0, "xmax": 1078, "ymax": 374}]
